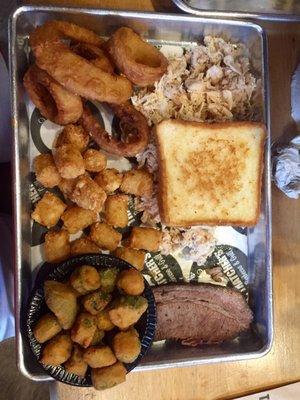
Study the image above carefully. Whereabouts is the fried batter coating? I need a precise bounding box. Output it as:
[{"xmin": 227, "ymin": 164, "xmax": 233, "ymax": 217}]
[
  {"xmin": 64, "ymin": 344, "xmax": 88, "ymax": 377},
  {"xmin": 83, "ymin": 345, "xmax": 116, "ymax": 368},
  {"xmin": 33, "ymin": 313, "xmax": 62, "ymax": 344},
  {"xmin": 70, "ymin": 237, "xmax": 100, "ymax": 256},
  {"xmin": 83, "ymin": 149, "xmax": 107, "ymax": 173},
  {"xmin": 44, "ymin": 229, "xmax": 70, "ymax": 263},
  {"xmin": 91, "ymin": 361, "xmax": 127, "ymax": 390},
  {"xmin": 53, "ymin": 144, "xmax": 85, "ymax": 179},
  {"xmin": 90, "ymin": 222, "xmax": 121, "ymax": 251},
  {"xmin": 70, "ymin": 175, "xmax": 107, "ymax": 213},
  {"xmin": 71, "ymin": 312, "xmax": 97, "ymax": 348},
  {"xmin": 128, "ymin": 226, "xmax": 162, "ymax": 252},
  {"xmin": 96, "ymin": 310, "xmax": 115, "ymax": 331},
  {"xmin": 98, "ymin": 267, "xmax": 119, "ymax": 293},
  {"xmin": 104, "ymin": 194, "xmax": 128, "ymax": 228},
  {"xmin": 120, "ymin": 169, "xmax": 153, "ymax": 197},
  {"xmin": 91, "ymin": 328, "xmax": 105, "ymax": 346},
  {"xmin": 108, "ymin": 295, "xmax": 148, "ymax": 329},
  {"xmin": 70, "ymin": 265, "xmax": 101, "ymax": 295},
  {"xmin": 116, "ymin": 269, "xmax": 144, "ymax": 296},
  {"xmin": 112, "ymin": 328, "xmax": 141, "ymax": 363},
  {"xmin": 31, "ymin": 192, "xmax": 66, "ymax": 228},
  {"xmin": 41, "ymin": 332, "xmax": 73, "ymax": 366},
  {"xmin": 61, "ymin": 205, "xmax": 97, "ymax": 234},
  {"xmin": 55, "ymin": 124, "xmax": 89, "ymax": 152},
  {"xmin": 113, "ymin": 247, "xmax": 146, "ymax": 271},
  {"xmin": 94, "ymin": 168, "xmax": 123, "ymax": 193},
  {"xmin": 58, "ymin": 176, "xmax": 79, "ymax": 199},
  {"xmin": 82, "ymin": 290, "xmax": 112, "ymax": 315},
  {"xmin": 34, "ymin": 153, "xmax": 61, "ymax": 188}
]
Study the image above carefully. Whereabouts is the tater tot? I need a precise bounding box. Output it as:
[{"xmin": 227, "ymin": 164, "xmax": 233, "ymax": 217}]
[
  {"xmin": 61, "ymin": 206, "xmax": 97, "ymax": 234},
  {"xmin": 112, "ymin": 329, "xmax": 141, "ymax": 363},
  {"xmin": 83, "ymin": 345, "xmax": 116, "ymax": 368},
  {"xmin": 70, "ymin": 265, "xmax": 101, "ymax": 295},
  {"xmin": 92, "ymin": 362, "xmax": 126, "ymax": 390},
  {"xmin": 109, "ymin": 296, "xmax": 148, "ymax": 330},
  {"xmin": 83, "ymin": 149, "xmax": 107, "ymax": 172},
  {"xmin": 90, "ymin": 222, "xmax": 121, "ymax": 251},
  {"xmin": 104, "ymin": 195, "xmax": 128, "ymax": 228},
  {"xmin": 128, "ymin": 227, "xmax": 162, "ymax": 252},
  {"xmin": 58, "ymin": 177, "xmax": 78, "ymax": 199},
  {"xmin": 34, "ymin": 153, "xmax": 61, "ymax": 188},
  {"xmin": 71, "ymin": 175, "xmax": 107, "ymax": 213},
  {"xmin": 70, "ymin": 237, "xmax": 100, "ymax": 256},
  {"xmin": 117, "ymin": 269, "xmax": 145, "ymax": 296},
  {"xmin": 53, "ymin": 144, "xmax": 85, "ymax": 179},
  {"xmin": 41, "ymin": 333, "xmax": 73, "ymax": 366},
  {"xmin": 91, "ymin": 329, "xmax": 105, "ymax": 346},
  {"xmin": 32, "ymin": 192, "xmax": 66, "ymax": 228},
  {"xmin": 44, "ymin": 280, "xmax": 77, "ymax": 329},
  {"xmin": 120, "ymin": 169, "xmax": 153, "ymax": 197},
  {"xmin": 44, "ymin": 229, "xmax": 70, "ymax": 263},
  {"xmin": 71, "ymin": 312, "xmax": 97, "ymax": 348},
  {"xmin": 94, "ymin": 168, "xmax": 123, "ymax": 193},
  {"xmin": 64, "ymin": 344, "xmax": 88, "ymax": 377},
  {"xmin": 55, "ymin": 124, "xmax": 89, "ymax": 152},
  {"xmin": 99, "ymin": 267, "xmax": 119, "ymax": 293},
  {"xmin": 113, "ymin": 247, "xmax": 146, "ymax": 271},
  {"xmin": 33, "ymin": 313, "xmax": 62, "ymax": 343},
  {"xmin": 96, "ymin": 310, "xmax": 115, "ymax": 331},
  {"xmin": 82, "ymin": 290, "xmax": 112, "ymax": 315}
]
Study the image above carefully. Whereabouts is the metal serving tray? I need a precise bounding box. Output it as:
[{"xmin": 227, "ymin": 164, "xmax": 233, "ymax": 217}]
[{"xmin": 10, "ymin": 5, "xmax": 272, "ymax": 381}]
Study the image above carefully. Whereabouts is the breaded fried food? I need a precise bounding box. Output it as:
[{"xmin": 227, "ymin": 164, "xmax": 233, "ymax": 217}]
[
  {"xmin": 44, "ymin": 229, "xmax": 70, "ymax": 263},
  {"xmin": 96, "ymin": 310, "xmax": 115, "ymax": 331},
  {"xmin": 112, "ymin": 328, "xmax": 141, "ymax": 363},
  {"xmin": 108, "ymin": 295, "xmax": 148, "ymax": 329},
  {"xmin": 83, "ymin": 345, "xmax": 116, "ymax": 368},
  {"xmin": 71, "ymin": 312, "xmax": 97, "ymax": 348},
  {"xmin": 41, "ymin": 333, "xmax": 73, "ymax": 366},
  {"xmin": 64, "ymin": 344, "xmax": 88, "ymax": 377},
  {"xmin": 70, "ymin": 265, "xmax": 101, "ymax": 295},
  {"xmin": 34, "ymin": 153, "xmax": 61, "ymax": 188},
  {"xmin": 91, "ymin": 328, "xmax": 105, "ymax": 346},
  {"xmin": 83, "ymin": 149, "xmax": 107, "ymax": 172},
  {"xmin": 70, "ymin": 237, "xmax": 100, "ymax": 256},
  {"xmin": 82, "ymin": 290, "xmax": 112, "ymax": 315},
  {"xmin": 117, "ymin": 269, "xmax": 144, "ymax": 296},
  {"xmin": 92, "ymin": 361, "xmax": 126, "ymax": 390},
  {"xmin": 55, "ymin": 124, "xmax": 89, "ymax": 152},
  {"xmin": 94, "ymin": 168, "xmax": 123, "ymax": 193},
  {"xmin": 53, "ymin": 144, "xmax": 85, "ymax": 179},
  {"xmin": 120, "ymin": 169, "xmax": 153, "ymax": 197},
  {"xmin": 128, "ymin": 227, "xmax": 162, "ymax": 252},
  {"xmin": 104, "ymin": 194, "xmax": 128, "ymax": 228},
  {"xmin": 113, "ymin": 247, "xmax": 146, "ymax": 271},
  {"xmin": 90, "ymin": 222, "xmax": 121, "ymax": 251},
  {"xmin": 71, "ymin": 175, "xmax": 107, "ymax": 213},
  {"xmin": 33, "ymin": 313, "xmax": 62, "ymax": 344},
  {"xmin": 58, "ymin": 176, "xmax": 79, "ymax": 199},
  {"xmin": 44, "ymin": 280, "xmax": 77, "ymax": 329},
  {"xmin": 98, "ymin": 267, "xmax": 119, "ymax": 293},
  {"xmin": 61, "ymin": 205, "xmax": 97, "ymax": 234},
  {"xmin": 31, "ymin": 192, "xmax": 66, "ymax": 228}
]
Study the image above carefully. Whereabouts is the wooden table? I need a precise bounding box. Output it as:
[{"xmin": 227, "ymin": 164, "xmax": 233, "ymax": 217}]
[{"xmin": 36, "ymin": 1, "xmax": 299, "ymax": 398}]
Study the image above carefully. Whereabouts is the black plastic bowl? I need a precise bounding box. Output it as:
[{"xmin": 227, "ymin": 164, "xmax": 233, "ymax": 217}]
[{"xmin": 26, "ymin": 254, "xmax": 156, "ymax": 387}]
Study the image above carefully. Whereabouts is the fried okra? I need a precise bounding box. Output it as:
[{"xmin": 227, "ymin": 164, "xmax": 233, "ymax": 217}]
[
  {"xmin": 113, "ymin": 247, "xmax": 146, "ymax": 271},
  {"xmin": 120, "ymin": 169, "xmax": 153, "ymax": 197},
  {"xmin": 34, "ymin": 153, "xmax": 61, "ymax": 188},
  {"xmin": 44, "ymin": 280, "xmax": 77, "ymax": 329},
  {"xmin": 41, "ymin": 333, "xmax": 72, "ymax": 366},
  {"xmin": 112, "ymin": 328, "xmax": 141, "ymax": 364},
  {"xmin": 53, "ymin": 144, "xmax": 85, "ymax": 179},
  {"xmin": 33, "ymin": 313, "xmax": 62, "ymax": 344},
  {"xmin": 90, "ymin": 222, "xmax": 121, "ymax": 251},
  {"xmin": 128, "ymin": 227, "xmax": 162, "ymax": 252},
  {"xmin": 70, "ymin": 265, "xmax": 101, "ymax": 295},
  {"xmin": 83, "ymin": 345, "xmax": 116, "ymax": 368},
  {"xmin": 117, "ymin": 269, "xmax": 144, "ymax": 296},
  {"xmin": 44, "ymin": 229, "xmax": 70, "ymax": 263},
  {"xmin": 31, "ymin": 192, "xmax": 66, "ymax": 228},
  {"xmin": 108, "ymin": 295, "xmax": 148, "ymax": 330},
  {"xmin": 83, "ymin": 149, "xmax": 107, "ymax": 173},
  {"xmin": 96, "ymin": 310, "xmax": 115, "ymax": 331},
  {"xmin": 71, "ymin": 312, "xmax": 97, "ymax": 348},
  {"xmin": 94, "ymin": 168, "xmax": 123, "ymax": 193},
  {"xmin": 61, "ymin": 205, "xmax": 97, "ymax": 234},
  {"xmin": 64, "ymin": 344, "xmax": 88, "ymax": 377},
  {"xmin": 70, "ymin": 175, "xmax": 107, "ymax": 213},
  {"xmin": 91, "ymin": 329, "xmax": 105, "ymax": 346},
  {"xmin": 55, "ymin": 124, "xmax": 89, "ymax": 152},
  {"xmin": 98, "ymin": 267, "xmax": 119, "ymax": 293},
  {"xmin": 91, "ymin": 362, "xmax": 126, "ymax": 390},
  {"xmin": 82, "ymin": 290, "xmax": 112, "ymax": 315},
  {"xmin": 70, "ymin": 237, "xmax": 100, "ymax": 256},
  {"xmin": 104, "ymin": 195, "xmax": 128, "ymax": 228}
]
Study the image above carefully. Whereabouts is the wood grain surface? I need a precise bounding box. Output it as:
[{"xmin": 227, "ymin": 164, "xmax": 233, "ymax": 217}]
[{"xmin": 33, "ymin": 2, "xmax": 299, "ymax": 398}]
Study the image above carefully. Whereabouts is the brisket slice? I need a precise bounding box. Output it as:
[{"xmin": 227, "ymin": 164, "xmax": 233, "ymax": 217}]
[{"xmin": 153, "ymin": 284, "xmax": 253, "ymax": 346}]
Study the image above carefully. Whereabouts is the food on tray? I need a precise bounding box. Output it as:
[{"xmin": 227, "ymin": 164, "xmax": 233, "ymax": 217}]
[
  {"xmin": 29, "ymin": 21, "xmax": 132, "ymax": 104},
  {"xmin": 108, "ymin": 295, "xmax": 148, "ymax": 329},
  {"xmin": 113, "ymin": 247, "xmax": 146, "ymax": 271},
  {"xmin": 91, "ymin": 361, "xmax": 127, "ymax": 390},
  {"xmin": 90, "ymin": 222, "xmax": 122, "ymax": 251},
  {"xmin": 53, "ymin": 144, "xmax": 85, "ymax": 180},
  {"xmin": 153, "ymin": 284, "xmax": 253, "ymax": 346},
  {"xmin": 116, "ymin": 269, "xmax": 145, "ymax": 296},
  {"xmin": 80, "ymin": 102, "xmax": 149, "ymax": 157},
  {"xmin": 94, "ymin": 168, "xmax": 123, "ymax": 193},
  {"xmin": 61, "ymin": 206, "xmax": 97, "ymax": 234},
  {"xmin": 70, "ymin": 175, "xmax": 107, "ymax": 213},
  {"xmin": 58, "ymin": 177, "xmax": 78, "ymax": 199},
  {"xmin": 71, "ymin": 42, "xmax": 114, "ymax": 74},
  {"xmin": 104, "ymin": 194, "xmax": 128, "ymax": 228},
  {"xmin": 34, "ymin": 154, "xmax": 61, "ymax": 188},
  {"xmin": 71, "ymin": 312, "xmax": 97, "ymax": 348},
  {"xmin": 112, "ymin": 328, "xmax": 141, "ymax": 364},
  {"xmin": 155, "ymin": 120, "xmax": 266, "ymax": 226},
  {"xmin": 70, "ymin": 237, "xmax": 100, "ymax": 256},
  {"xmin": 41, "ymin": 333, "xmax": 73, "ymax": 366},
  {"xmin": 98, "ymin": 267, "xmax": 119, "ymax": 293},
  {"xmin": 96, "ymin": 310, "xmax": 115, "ymax": 331},
  {"xmin": 55, "ymin": 124, "xmax": 89, "ymax": 152},
  {"xmin": 128, "ymin": 227, "xmax": 162, "ymax": 252},
  {"xmin": 83, "ymin": 149, "xmax": 107, "ymax": 173},
  {"xmin": 107, "ymin": 27, "xmax": 168, "ymax": 87},
  {"xmin": 120, "ymin": 168, "xmax": 153, "ymax": 197},
  {"xmin": 23, "ymin": 65, "xmax": 83, "ymax": 125},
  {"xmin": 33, "ymin": 313, "xmax": 62, "ymax": 344},
  {"xmin": 44, "ymin": 230, "xmax": 70, "ymax": 263},
  {"xmin": 83, "ymin": 345, "xmax": 116, "ymax": 368},
  {"xmin": 91, "ymin": 329, "xmax": 105, "ymax": 346},
  {"xmin": 64, "ymin": 344, "xmax": 88, "ymax": 377},
  {"xmin": 31, "ymin": 192, "xmax": 66, "ymax": 228},
  {"xmin": 82, "ymin": 290, "xmax": 112, "ymax": 315},
  {"xmin": 70, "ymin": 265, "xmax": 101, "ymax": 295}
]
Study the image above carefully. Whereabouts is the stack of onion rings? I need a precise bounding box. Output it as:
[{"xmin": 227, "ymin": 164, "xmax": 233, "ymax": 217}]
[{"xmin": 71, "ymin": 42, "xmax": 114, "ymax": 74}]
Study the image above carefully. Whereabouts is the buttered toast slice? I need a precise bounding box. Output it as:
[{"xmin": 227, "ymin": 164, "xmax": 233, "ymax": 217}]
[{"xmin": 154, "ymin": 120, "xmax": 266, "ymax": 227}]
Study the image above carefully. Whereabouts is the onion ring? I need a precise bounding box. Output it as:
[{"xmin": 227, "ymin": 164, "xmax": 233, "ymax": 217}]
[
  {"xmin": 80, "ymin": 103, "xmax": 149, "ymax": 157},
  {"xmin": 23, "ymin": 65, "xmax": 83, "ymax": 125},
  {"xmin": 71, "ymin": 42, "xmax": 114, "ymax": 74},
  {"xmin": 107, "ymin": 27, "xmax": 168, "ymax": 87},
  {"xmin": 29, "ymin": 21, "xmax": 132, "ymax": 104}
]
